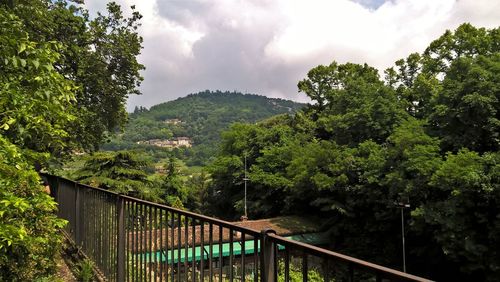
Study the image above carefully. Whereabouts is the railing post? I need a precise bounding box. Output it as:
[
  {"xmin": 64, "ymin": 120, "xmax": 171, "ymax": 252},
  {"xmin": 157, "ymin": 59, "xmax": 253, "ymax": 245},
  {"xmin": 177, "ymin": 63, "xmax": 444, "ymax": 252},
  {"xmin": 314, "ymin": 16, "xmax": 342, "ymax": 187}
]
[
  {"xmin": 260, "ymin": 229, "xmax": 277, "ymax": 282},
  {"xmin": 117, "ymin": 196, "xmax": 126, "ymax": 282}
]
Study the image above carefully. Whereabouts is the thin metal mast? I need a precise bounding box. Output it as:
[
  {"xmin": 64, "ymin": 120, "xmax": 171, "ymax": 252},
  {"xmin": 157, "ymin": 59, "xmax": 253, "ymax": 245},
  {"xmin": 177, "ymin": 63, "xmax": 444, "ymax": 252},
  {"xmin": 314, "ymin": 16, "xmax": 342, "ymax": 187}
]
[{"xmin": 244, "ymin": 154, "xmax": 248, "ymax": 218}]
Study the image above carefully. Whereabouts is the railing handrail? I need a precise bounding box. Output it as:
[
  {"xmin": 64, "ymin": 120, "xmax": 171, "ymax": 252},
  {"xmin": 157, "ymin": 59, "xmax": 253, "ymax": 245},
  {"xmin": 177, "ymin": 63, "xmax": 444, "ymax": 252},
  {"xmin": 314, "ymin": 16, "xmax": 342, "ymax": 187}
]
[
  {"xmin": 43, "ymin": 173, "xmax": 262, "ymax": 236},
  {"xmin": 267, "ymin": 233, "xmax": 432, "ymax": 282}
]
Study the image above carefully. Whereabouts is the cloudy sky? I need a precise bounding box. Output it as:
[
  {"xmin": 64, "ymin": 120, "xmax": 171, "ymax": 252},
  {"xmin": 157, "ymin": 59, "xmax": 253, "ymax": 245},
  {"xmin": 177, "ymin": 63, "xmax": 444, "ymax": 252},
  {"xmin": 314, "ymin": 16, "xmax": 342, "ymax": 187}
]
[{"xmin": 84, "ymin": 0, "xmax": 500, "ymax": 111}]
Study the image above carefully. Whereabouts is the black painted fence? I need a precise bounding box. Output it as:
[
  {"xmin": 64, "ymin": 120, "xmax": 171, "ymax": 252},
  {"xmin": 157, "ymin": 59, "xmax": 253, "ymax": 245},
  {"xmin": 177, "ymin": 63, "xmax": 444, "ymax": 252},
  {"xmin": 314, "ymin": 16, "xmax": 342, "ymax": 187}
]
[{"xmin": 44, "ymin": 174, "xmax": 432, "ymax": 282}]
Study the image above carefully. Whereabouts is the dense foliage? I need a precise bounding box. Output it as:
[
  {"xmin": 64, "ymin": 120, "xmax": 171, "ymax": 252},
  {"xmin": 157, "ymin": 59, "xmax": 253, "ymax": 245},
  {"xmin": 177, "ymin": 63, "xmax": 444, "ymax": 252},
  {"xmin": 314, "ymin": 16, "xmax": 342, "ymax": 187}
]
[
  {"xmin": 0, "ymin": 136, "xmax": 66, "ymax": 281},
  {"xmin": 0, "ymin": 0, "xmax": 143, "ymax": 279},
  {"xmin": 0, "ymin": 6, "xmax": 72, "ymax": 279},
  {"xmin": 208, "ymin": 24, "xmax": 500, "ymax": 281},
  {"xmin": 74, "ymin": 151, "xmax": 155, "ymax": 196},
  {"xmin": 103, "ymin": 90, "xmax": 304, "ymax": 165},
  {"xmin": 69, "ymin": 151, "xmax": 208, "ymax": 212},
  {"xmin": 11, "ymin": 0, "xmax": 144, "ymax": 153}
]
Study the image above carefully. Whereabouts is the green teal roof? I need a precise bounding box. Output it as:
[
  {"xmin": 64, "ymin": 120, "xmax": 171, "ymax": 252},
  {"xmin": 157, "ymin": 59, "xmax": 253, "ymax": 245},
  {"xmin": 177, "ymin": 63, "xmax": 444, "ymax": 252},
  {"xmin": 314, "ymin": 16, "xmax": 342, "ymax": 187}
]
[{"xmin": 138, "ymin": 232, "xmax": 329, "ymax": 264}]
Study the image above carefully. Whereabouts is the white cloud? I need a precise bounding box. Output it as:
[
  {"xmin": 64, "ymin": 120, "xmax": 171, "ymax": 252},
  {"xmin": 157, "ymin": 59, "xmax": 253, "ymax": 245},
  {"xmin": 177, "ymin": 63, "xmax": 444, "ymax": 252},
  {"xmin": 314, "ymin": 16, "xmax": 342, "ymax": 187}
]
[{"xmin": 83, "ymin": 0, "xmax": 500, "ymax": 110}]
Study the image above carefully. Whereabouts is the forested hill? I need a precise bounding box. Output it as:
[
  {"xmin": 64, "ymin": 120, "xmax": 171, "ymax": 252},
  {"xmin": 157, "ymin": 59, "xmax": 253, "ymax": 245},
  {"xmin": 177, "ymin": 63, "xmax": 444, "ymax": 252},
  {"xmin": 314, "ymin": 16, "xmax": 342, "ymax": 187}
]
[{"xmin": 103, "ymin": 90, "xmax": 304, "ymax": 164}]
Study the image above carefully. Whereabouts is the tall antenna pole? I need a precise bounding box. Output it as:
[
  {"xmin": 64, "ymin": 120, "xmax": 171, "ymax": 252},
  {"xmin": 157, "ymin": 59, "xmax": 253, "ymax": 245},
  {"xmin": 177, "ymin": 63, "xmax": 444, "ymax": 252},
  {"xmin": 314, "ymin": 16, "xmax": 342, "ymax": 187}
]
[
  {"xmin": 244, "ymin": 154, "xmax": 248, "ymax": 218},
  {"xmin": 395, "ymin": 198, "xmax": 410, "ymax": 273}
]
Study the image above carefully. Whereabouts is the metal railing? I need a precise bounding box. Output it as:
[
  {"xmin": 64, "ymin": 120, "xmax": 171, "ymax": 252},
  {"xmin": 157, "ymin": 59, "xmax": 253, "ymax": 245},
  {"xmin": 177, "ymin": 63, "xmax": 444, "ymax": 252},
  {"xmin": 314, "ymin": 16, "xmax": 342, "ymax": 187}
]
[{"xmin": 44, "ymin": 174, "xmax": 432, "ymax": 282}]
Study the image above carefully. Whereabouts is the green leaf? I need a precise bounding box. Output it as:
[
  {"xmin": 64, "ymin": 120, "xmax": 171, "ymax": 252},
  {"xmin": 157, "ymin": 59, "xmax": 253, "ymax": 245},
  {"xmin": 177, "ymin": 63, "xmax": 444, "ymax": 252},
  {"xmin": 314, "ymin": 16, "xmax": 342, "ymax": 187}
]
[
  {"xmin": 32, "ymin": 59, "xmax": 39, "ymax": 69},
  {"xmin": 11, "ymin": 57, "xmax": 17, "ymax": 68},
  {"xmin": 18, "ymin": 43, "xmax": 26, "ymax": 54}
]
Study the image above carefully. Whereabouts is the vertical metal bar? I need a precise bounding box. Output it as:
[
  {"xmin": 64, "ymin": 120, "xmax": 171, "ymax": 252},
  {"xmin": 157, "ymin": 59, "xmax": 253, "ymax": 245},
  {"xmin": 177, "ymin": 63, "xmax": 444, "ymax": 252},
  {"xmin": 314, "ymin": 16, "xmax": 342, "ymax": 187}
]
[
  {"xmin": 254, "ymin": 237, "xmax": 258, "ymax": 282},
  {"xmin": 302, "ymin": 253, "xmax": 308, "ymax": 282},
  {"xmin": 108, "ymin": 195, "xmax": 112, "ymax": 281},
  {"xmin": 88, "ymin": 189, "xmax": 91, "ymax": 259},
  {"xmin": 192, "ymin": 219, "xmax": 196, "ymax": 282},
  {"xmin": 100, "ymin": 191, "xmax": 104, "ymax": 271},
  {"xmin": 92, "ymin": 190, "xmax": 97, "ymax": 263},
  {"xmin": 112, "ymin": 195, "xmax": 116, "ymax": 280},
  {"xmin": 104, "ymin": 193, "xmax": 107, "ymax": 276},
  {"xmin": 117, "ymin": 196, "xmax": 126, "ymax": 282},
  {"xmin": 145, "ymin": 205, "xmax": 149, "ymax": 282},
  {"xmin": 229, "ymin": 228, "xmax": 234, "ymax": 282},
  {"xmin": 260, "ymin": 230, "xmax": 276, "ymax": 282},
  {"xmin": 165, "ymin": 209, "xmax": 169, "ymax": 282},
  {"xmin": 274, "ymin": 243, "xmax": 278, "ymax": 282},
  {"xmin": 127, "ymin": 200, "xmax": 130, "ymax": 282},
  {"xmin": 200, "ymin": 223, "xmax": 205, "ymax": 281},
  {"xmin": 285, "ymin": 248, "xmax": 290, "ymax": 282},
  {"xmin": 159, "ymin": 208, "xmax": 164, "ymax": 282},
  {"xmin": 130, "ymin": 202, "xmax": 138, "ymax": 281},
  {"xmin": 137, "ymin": 202, "xmax": 141, "ymax": 281},
  {"xmin": 105, "ymin": 194, "xmax": 110, "ymax": 278},
  {"xmin": 177, "ymin": 213, "xmax": 181, "ymax": 282},
  {"xmin": 75, "ymin": 183, "xmax": 81, "ymax": 246},
  {"xmin": 84, "ymin": 188, "xmax": 87, "ymax": 254},
  {"xmin": 136, "ymin": 202, "xmax": 139, "ymax": 281},
  {"xmin": 170, "ymin": 211, "xmax": 175, "ymax": 282},
  {"xmin": 97, "ymin": 191, "xmax": 102, "ymax": 270},
  {"xmin": 166, "ymin": 209, "xmax": 170, "ymax": 282},
  {"xmin": 219, "ymin": 226, "xmax": 223, "ymax": 282},
  {"xmin": 124, "ymin": 200, "xmax": 128, "ymax": 282},
  {"xmin": 348, "ymin": 263, "xmax": 354, "ymax": 282},
  {"xmin": 100, "ymin": 192, "xmax": 104, "ymax": 273},
  {"xmin": 209, "ymin": 223, "xmax": 213, "ymax": 282},
  {"xmin": 184, "ymin": 216, "xmax": 188, "ymax": 282},
  {"xmin": 242, "ymin": 231, "xmax": 246, "ymax": 282},
  {"xmin": 150, "ymin": 205, "xmax": 153, "ymax": 282},
  {"xmin": 140, "ymin": 203, "xmax": 144, "ymax": 282},
  {"xmin": 323, "ymin": 257, "xmax": 330, "ymax": 282},
  {"xmin": 154, "ymin": 207, "xmax": 158, "ymax": 282}
]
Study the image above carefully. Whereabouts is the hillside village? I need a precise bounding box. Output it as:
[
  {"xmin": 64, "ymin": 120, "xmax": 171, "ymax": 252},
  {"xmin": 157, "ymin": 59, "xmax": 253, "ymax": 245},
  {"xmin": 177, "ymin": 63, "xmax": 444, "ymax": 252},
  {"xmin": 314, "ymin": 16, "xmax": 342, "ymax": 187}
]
[{"xmin": 137, "ymin": 136, "xmax": 192, "ymax": 148}]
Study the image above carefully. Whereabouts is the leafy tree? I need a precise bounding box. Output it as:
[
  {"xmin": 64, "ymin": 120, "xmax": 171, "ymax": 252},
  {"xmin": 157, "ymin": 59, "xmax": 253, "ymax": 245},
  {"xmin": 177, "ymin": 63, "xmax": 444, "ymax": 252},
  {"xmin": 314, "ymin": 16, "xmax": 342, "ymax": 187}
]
[
  {"xmin": 412, "ymin": 150, "xmax": 500, "ymax": 280},
  {"xmin": 209, "ymin": 23, "xmax": 500, "ymax": 281},
  {"xmin": 0, "ymin": 136, "xmax": 67, "ymax": 281},
  {"xmin": 0, "ymin": 4, "xmax": 76, "ymax": 164},
  {"xmin": 429, "ymin": 54, "xmax": 499, "ymax": 153},
  {"xmin": 11, "ymin": 0, "xmax": 144, "ymax": 152},
  {"xmin": 0, "ymin": 6, "xmax": 71, "ymax": 279},
  {"xmin": 0, "ymin": 1, "xmax": 144, "ymax": 280},
  {"xmin": 74, "ymin": 151, "xmax": 160, "ymax": 201},
  {"xmin": 298, "ymin": 62, "xmax": 407, "ymax": 145},
  {"xmin": 161, "ymin": 157, "xmax": 187, "ymax": 207},
  {"xmin": 387, "ymin": 23, "xmax": 499, "ymax": 153}
]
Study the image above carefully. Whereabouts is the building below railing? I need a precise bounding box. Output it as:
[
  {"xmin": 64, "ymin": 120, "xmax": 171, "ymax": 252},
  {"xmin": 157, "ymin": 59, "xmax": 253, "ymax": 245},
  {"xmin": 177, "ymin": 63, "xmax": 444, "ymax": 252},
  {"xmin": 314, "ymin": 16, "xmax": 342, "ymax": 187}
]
[{"xmin": 44, "ymin": 174, "xmax": 433, "ymax": 282}]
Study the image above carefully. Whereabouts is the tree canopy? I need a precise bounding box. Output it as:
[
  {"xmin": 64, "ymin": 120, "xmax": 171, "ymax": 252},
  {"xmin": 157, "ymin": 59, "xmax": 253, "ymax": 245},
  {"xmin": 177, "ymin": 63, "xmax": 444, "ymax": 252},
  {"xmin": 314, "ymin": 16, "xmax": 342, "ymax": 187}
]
[
  {"xmin": 0, "ymin": 0, "xmax": 144, "ymax": 279},
  {"xmin": 11, "ymin": 0, "xmax": 144, "ymax": 153},
  {"xmin": 208, "ymin": 24, "xmax": 500, "ymax": 281}
]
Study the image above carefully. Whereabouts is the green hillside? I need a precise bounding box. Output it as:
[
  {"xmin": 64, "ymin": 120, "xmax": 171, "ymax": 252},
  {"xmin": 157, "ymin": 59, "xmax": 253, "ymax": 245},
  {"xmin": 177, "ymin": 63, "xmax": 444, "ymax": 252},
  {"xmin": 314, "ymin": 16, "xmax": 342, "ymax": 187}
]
[{"xmin": 102, "ymin": 90, "xmax": 304, "ymax": 165}]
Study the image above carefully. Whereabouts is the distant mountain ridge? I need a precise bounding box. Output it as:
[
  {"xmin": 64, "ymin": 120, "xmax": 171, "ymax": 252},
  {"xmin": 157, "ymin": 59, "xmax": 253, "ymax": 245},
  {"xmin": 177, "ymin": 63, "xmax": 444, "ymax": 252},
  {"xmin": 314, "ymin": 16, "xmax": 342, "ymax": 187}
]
[
  {"xmin": 142, "ymin": 90, "xmax": 302, "ymax": 119},
  {"xmin": 104, "ymin": 90, "xmax": 305, "ymax": 165}
]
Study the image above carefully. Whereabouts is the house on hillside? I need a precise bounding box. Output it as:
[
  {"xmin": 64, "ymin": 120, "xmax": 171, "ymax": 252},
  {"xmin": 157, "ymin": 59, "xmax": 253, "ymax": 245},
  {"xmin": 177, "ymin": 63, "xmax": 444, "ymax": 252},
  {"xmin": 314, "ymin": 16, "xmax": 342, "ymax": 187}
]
[
  {"xmin": 164, "ymin": 118, "xmax": 182, "ymax": 125},
  {"xmin": 137, "ymin": 137, "xmax": 192, "ymax": 148}
]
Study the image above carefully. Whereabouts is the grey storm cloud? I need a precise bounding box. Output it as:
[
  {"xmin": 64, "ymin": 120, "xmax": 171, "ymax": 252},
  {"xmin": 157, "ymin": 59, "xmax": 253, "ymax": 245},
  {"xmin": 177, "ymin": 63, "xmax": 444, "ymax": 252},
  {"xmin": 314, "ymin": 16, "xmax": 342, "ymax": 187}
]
[{"xmin": 84, "ymin": 0, "xmax": 500, "ymax": 111}]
